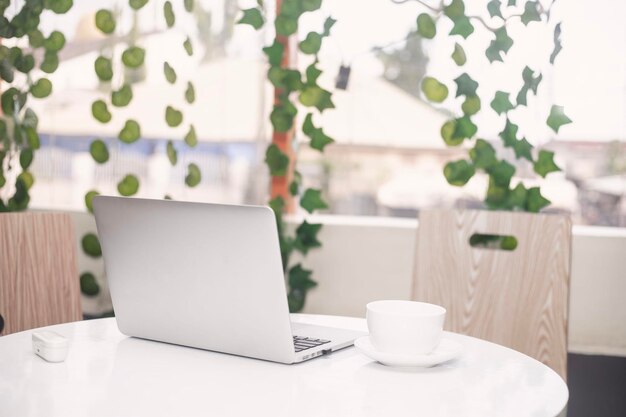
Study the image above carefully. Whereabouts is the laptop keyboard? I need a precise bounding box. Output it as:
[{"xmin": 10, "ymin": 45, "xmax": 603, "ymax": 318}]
[{"xmin": 293, "ymin": 335, "xmax": 331, "ymax": 352}]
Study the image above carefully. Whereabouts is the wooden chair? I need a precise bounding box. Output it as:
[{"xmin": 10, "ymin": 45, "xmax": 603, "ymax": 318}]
[
  {"xmin": 0, "ymin": 212, "xmax": 82, "ymax": 335},
  {"xmin": 412, "ymin": 209, "xmax": 572, "ymax": 380}
]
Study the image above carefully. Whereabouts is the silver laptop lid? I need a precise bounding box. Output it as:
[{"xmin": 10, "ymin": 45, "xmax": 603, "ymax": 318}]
[{"xmin": 93, "ymin": 196, "xmax": 296, "ymax": 363}]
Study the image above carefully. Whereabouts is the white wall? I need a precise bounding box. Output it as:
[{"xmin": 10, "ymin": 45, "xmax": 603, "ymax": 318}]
[{"xmin": 68, "ymin": 211, "xmax": 626, "ymax": 356}]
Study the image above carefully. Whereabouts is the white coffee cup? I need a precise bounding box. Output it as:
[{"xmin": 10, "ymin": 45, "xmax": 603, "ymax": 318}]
[{"xmin": 366, "ymin": 300, "xmax": 446, "ymax": 355}]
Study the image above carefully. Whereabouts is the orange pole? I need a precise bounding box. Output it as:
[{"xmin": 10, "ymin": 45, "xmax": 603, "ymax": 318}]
[{"xmin": 269, "ymin": 0, "xmax": 296, "ymax": 213}]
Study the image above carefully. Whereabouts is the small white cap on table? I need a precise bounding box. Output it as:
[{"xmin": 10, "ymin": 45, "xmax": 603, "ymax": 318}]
[{"xmin": 32, "ymin": 331, "xmax": 69, "ymax": 362}]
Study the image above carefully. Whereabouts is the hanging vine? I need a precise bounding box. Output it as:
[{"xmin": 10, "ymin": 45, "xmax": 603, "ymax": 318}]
[
  {"xmin": 412, "ymin": 0, "xmax": 571, "ymax": 212},
  {"xmin": 0, "ymin": 0, "xmax": 73, "ymax": 211},
  {"xmin": 238, "ymin": 0, "xmax": 336, "ymax": 312},
  {"xmin": 80, "ymin": 0, "xmax": 200, "ymax": 299}
]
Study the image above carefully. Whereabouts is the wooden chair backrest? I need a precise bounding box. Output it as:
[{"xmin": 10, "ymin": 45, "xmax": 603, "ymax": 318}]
[
  {"xmin": 0, "ymin": 213, "xmax": 81, "ymax": 335},
  {"xmin": 412, "ymin": 209, "xmax": 571, "ymax": 379}
]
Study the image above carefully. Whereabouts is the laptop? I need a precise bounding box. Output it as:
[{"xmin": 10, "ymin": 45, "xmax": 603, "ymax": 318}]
[{"xmin": 93, "ymin": 196, "xmax": 364, "ymax": 364}]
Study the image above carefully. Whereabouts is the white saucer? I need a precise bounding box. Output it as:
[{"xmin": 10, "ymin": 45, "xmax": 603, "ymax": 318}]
[{"xmin": 354, "ymin": 336, "xmax": 462, "ymax": 367}]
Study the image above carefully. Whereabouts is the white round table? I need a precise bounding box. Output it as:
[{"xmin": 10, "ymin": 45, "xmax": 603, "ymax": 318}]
[{"xmin": 0, "ymin": 314, "xmax": 568, "ymax": 417}]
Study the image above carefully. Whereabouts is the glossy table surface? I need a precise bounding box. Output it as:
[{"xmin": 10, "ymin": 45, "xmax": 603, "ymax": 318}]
[{"xmin": 0, "ymin": 314, "xmax": 568, "ymax": 417}]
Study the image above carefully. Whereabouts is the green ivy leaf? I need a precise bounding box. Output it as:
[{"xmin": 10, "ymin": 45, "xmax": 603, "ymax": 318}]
[
  {"xmin": 462, "ymin": 95, "xmax": 481, "ymax": 115},
  {"xmin": 469, "ymin": 139, "xmax": 497, "ymax": 169},
  {"xmin": 94, "ymin": 56, "xmax": 113, "ymax": 81},
  {"xmin": 302, "ymin": 0, "xmax": 322, "ymax": 12},
  {"xmin": 129, "ymin": 0, "xmax": 149, "ymax": 10},
  {"xmin": 45, "ymin": 0, "xmax": 73, "ymax": 14},
  {"xmin": 17, "ymin": 171, "xmax": 34, "ymax": 190},
  {"xmin": 24, "ymin": 126, "xmax": 40, "ymax": 149},
  {"xmin": 507, "ymin": 183, "xmax": 527, "ymax": 209},
  {"xmin": 270, "ymin": 105, "xmax": 294, "ymax": 132},
  {"xmin": 288, "ymin": 263, "xmax": 317, "ymax": 290},
  {"xmin": 487, "ymin": 0, "xmax": 503, "ymax": 18},
  {"xmin": 441, "ymin": 120, "xmax": 463, "ymax": 146},
  {"xmin": 184, "ymin": 0, "xmax": 194, "ymax": 12},
  {"xmin": 184, "ymin": 124, "xmax": 197, "ymax": 147},
  {"xmin": 80, "ymin": 272, "xmax": 100, "ymax": 296},
  {"xmin": 91, "ymin": 100, "xmax": 112, "ymax": 123},
  {"xmin": 95, "ymin": 9, "xmax": 116, "ymax": 34},
  {"xmin": 521, "ymin": 1, "xmax": 541, "ymax": 25},
  {"xmin": 309, "ymin": 128, "xmax": 334, "ymax": 151},
  {"xmin": 185, "ymin": 163, "xmax": 201, "ymax": 187},
  {"xmin": 513, "ymin": 137, "xmax": 533, "ymax": 161},
  {"xmin": 546, "ymin": 105, "xmax": 572, "ymax": 133},
  {"xmin": 305, "ymin": 63, "xmax": 321, "ymax": 84},
  {"xmin": 486, "ymin": 27, "xmax": 514, "ymax": 63},
  {"xmin": 294, "ymin": 221, "xmax": 322, "ymax": 254},
  {"xmin": 30, "ymin": 78, "xmax": 52, "ymax": 98},
  {"xmin": 300, "ymin": 32, "xmax": 322, "ymax": 55},
  {"xmin": 263, "ymin": 40, "xmax": 284, "ymax": 66},
  {"xmin": 485, "ymin": 42, "xmax": 502, "ymax": 63},
  {"xmin": 534, "ymin": 149, "xmax": 560, "ymax": 177},
  {"xmin": 111, "ymin": 84, "xmax": 133, "ymax": 107},
  {"xmin": 84, "ymin": 190, "xmax": 100, "ymax": 213},
  {"xmin": 517, "ymin": 67, "xmax": 543, "ymax": 106},
  {"xmin": 28, "ymin": 30, "xmax": 45, "ymax": 48},
  {"xmin": 485, "ymin": 177, "xmax": 508, "ymax": 208},
  {"xmin": 275, "ymin": 14, "xmax": 297, "ymax": 36},
  {"xmin": 449, "ymin": 15, "xmax": 474, "ymax": 39},
  {"xmin": 494, "ymin": 27, "xmax": 513, "ymax": 54},
  {"xmin": 40, "ymin": 51, "xmax": 59, "ymax": 73},
  {"xmin": 454, "ymin": 73, "xmax": 478, "ymax": 97},
  {"xmin": 265, "ymin": 144, "xmax": 289, "ymax": 176},
  {"xmin": 421, "ymin": 76, "xmax": 448, "ymax": 103},
  {"xmin": 183, "ymin": 37, "xmax": 193, "ymax": 56},
  {"xmin": 20, "ymin": 149, "xmax": 33, "ymax": 170},
  {"xmin": 0, "ymin": 59, "xmax": 15, "ymax": 82},
  {"xmin": 451, "ymin": 42, "xmax": 466, "ymax": 66},
  {"xmin": 118, "ymin": 120, "xmax": 141, "ymax": 143},
  {"xmin": 165, "ymin": 105, "xmax": 183, "ymax": 127},
  {"xmin": 322, "ymin": 16, "xmax": 336, "ymax": 36},
  {"xmin": 444, "ymin": 160, "xmax": 475, "ymax": 186},
  {"xmin": 185, "ymin": 81, "xmax": 196, "ymax": 104},
  {"xmin": 117, "ymin": 174, "xmax": 140, "ymax": 196},
  {"xmin": 490, "ymin": 91, "xmax": 514, "ymax": 115},
  {"xmin": 121, "ymin": 46, "xmax": 145, "ymax": 68},
  {"xmin": 164, "ymin": 1, "xmax": 175, "ymax": 27},
  {"xmin": 499, "ymin": 118, "xmax": 518, "ymax": 147},
  {"xmin": 1, "ymin": 88, "xmax": 26, "ymax": 116},
  {"xmin": 453, "ymin": 115, "xmax": 477, "ymax": 140},
  {"xmin": 269, "ymin": 196, "xmax": 285, "ymax": 214},
  {"xmin": 487, "ymin": 160, "xmax": 515, "ymax": 186},
  {"xmin": 526, "ymin": 187, "xmax": 550, "ymax": 212},
  {"xmin": 43, "ymin": 31, "xmax": 65, "ymax": 51},
  {"xmin": 300, "ymin": 188, "xmax": 328, "ymax": 213},
  {"xmin": 550, "ymin": 23, "xmax": 562, "ymax": 64},
  {"xmin": 82, "ymin": 233, "xmax": 102, "ymax": 257},
  {"xmin": 14, "ymin": 54, "xmax": 35, "ymax": 73},
  {"xmin": 90, "ymin": 139, "xmax": 109, "ymax": 163},
  {"xmin": 166, "ymin": 140, "xmax": 177, "ymax": 165},
  {"xmin": 416, "ymin": 13, "xmax": 436, "ymax": 39},
  {"xmin": 163, "ymin": 62, "xmax": 177, "ymax": 83},
  {"xmin": 302, "ymin": 113, "xmax": 315, "ymax": 136},
  {"xmin": 238, "ymin": 8, "xmax": 264, "ymax": 30},
  {"xmin": 444, "ymin": 0, "xmax": 464, "ymax": 19},
  {"xmin": 299, "ymin": 86, "xmax": 334, "ymax": 111}
]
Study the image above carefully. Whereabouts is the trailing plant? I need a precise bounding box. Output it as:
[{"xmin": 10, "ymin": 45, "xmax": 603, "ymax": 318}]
[
  {"xmin": 80, "ymin": 0, "xmax": 200, "ymax": 299},
  {"xmin": 0, "ymin": 0, "xmax": 73, "ymax": 211},
  {"xmin": 238, "ymin": 0, "xmax": 337, "ymax": 312},
  {"xmin": 408, "ymin": 0, "xmax": 571, "ymax": 212}
]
